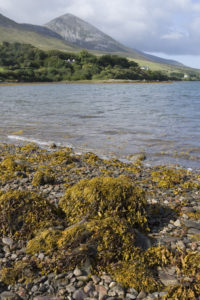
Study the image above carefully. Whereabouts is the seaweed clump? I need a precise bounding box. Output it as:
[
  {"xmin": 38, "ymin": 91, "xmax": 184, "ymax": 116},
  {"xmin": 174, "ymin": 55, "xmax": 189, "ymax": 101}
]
[
  {"xmin": 0, "ymin": 190, "xmax": 63, "ymax": 239},
  {"xmin": 151, "ymin": 167, "xmax": 187, "ymax": 189},
  {"xmin": 0, "ymin": 155, "xmax": 27, "ymax": 182},
  {"xmin": 83, "ymin": 152, "xmax": 102, "ymax": 166},
  {"xmin": 108, "ymin": 260, "xmax": 160, "ymax": 293},
  {"xmin": 1, "ymin": 259, "xmax": 39, "ymax": 285},
  {"xmin": 59, "ymin": 176, "xmax": 148, "ymax": 231},
  {"xmin": 163, "ymin": 251, "xmax": 200, "ymax": 299},
  {"xmin": 164, "ymin": 278, "xmax": 200, "ymax": 300},
  {"xmin": 26, "ymin": 228, "xmax": 62, "ymax": 254},
  {"xmin": 32, "ymin": 168, "xmax": 55, "ymax": 186},
  {"xmin": 26, "ymin": 176, "xmax": 150, "ymax": 278},
  {"xmin": 87, "ymin": 217, "xmax": 136, "ymax": 265},
  {"xmin": 27, "ymin": 223, "xmax": 94, "ymax": 274}
]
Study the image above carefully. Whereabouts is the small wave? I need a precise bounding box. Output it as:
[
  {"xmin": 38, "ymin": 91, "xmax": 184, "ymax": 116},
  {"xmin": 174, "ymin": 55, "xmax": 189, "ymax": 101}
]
[
  {"xmin": 7, "ymin": 135, "xmax": 65, "ymax": 147},
  {"xmin": 79, "ymin": 115, "xmax": 103, "ymax": 119}
]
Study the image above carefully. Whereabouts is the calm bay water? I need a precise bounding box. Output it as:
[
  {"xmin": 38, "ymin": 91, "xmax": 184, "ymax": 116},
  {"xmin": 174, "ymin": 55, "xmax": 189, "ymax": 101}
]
[{"xmin": 0, "ymin": 82, "xmax": 200, "ymax": 168}]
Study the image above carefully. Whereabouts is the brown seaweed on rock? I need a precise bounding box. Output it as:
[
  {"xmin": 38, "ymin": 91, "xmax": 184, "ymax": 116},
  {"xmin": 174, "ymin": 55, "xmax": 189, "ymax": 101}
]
[
  {"xmin": 0, "ymin": 190, "xmax": 65, "ymax": 239},
  {"xmin": 59, "ymin": 176, "xmax": 148, "ymax": 231}
]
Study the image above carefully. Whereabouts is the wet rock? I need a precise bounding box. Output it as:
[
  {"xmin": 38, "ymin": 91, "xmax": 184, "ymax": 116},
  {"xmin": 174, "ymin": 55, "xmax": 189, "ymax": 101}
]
[
  {"xmin": 76, "ymin": 281, "xmax": 84, "ymax": 288},
  {"xmin": 0, "ymin": 292, "xmax": 20, "ymax": 300},
  {"xmin": 38, "ymin": 253, "xmax": 45, "ymax": 260},
  {"xmin": 135, "ymin": 230, "xmax": 152, "ymax": 250},
  {"xmin": 72, "ymin": 288, "xmax": 87, "ymax": 300},
  {"xmin": 31, "ymin": 285, "xmax": 38, "ymax": 293},
  {"xmin": 108, "ymin": 290, "xmax": 117, "ymax": 297},
  {"xmin": 95, "ymin": 285, "xmax": 107, "ymax": 300},
  {"xmin": 184, "ymin": 220, "xmax": 200, "ymax": 230},
  {"xmin": 83, "ymin": 282, "xmax": 94, "ymax": 294},
  {"xmin": 149, "ymin": 292, "xmax": 159, "ymax": 299},
  {"xmin": 159, "ymin": 292, "xmax": 168, "ymax": 298},
  {"xmin": 174, "ymin": 219, "xmax": 181, "ymax": 227},
  {"xmin": 73, "ymin": 267, "xmax": 82, "ymax": 277},
  {"xmin": 33, "ymin": 297, "xmax": 62, "ymax": 300},
  {"xmin": 2, "ymin": 238, "xmax": 13, "ymax": 247},
  {"xmin": 76, "ymin": 276, "xmax": 89, "ymax": 282},
  {"xmin": 67, "ymin": 272, "xmax": 74, "ymax": 280},
  {"xmin": 65, "ymin": 285, "xmax": 76, "ymax": 294},
  {"xmin": 182, "ymin": 214, "xmax": 189, "ymax": 219},
  {"xmin": 137, "ymin": 291, "xmax": 147, "ymax": 299},
  {"xmin": 188, "ymin": 228, "xmax": 200, "ymax": 235},
  {"xmin": 10, "ymin": 254, "xmax": 17, "ymax": 260},
  {"xmin": 158, "ymin": 270, "xmax": 178, "ymax": 286},
  {"xmin": 91, "ymin": 276, "xmax": 100, "ymax": 285},
  {"xmin": 145, "ymin": 295, "xmax": 156, "ymax": 300},
  {"xmin": 166, "ymin": 266, "xmax": 176, "ymax": 276},
  {"xmin": 70, "ymin": 277, "xmax": 76, "ymax": 284},
  {"xmin": 55, "ymin": 273, "xmax": 67, "ymax": 280},
  {"xmin": 126, "ymin": 293, "xmax": 137, "ymax": 299},
  {"xmin": 176, "ymin": 240, "xmax": 185, "ymax": 250},
  {"xmin": 101, "ymin": 275, "xmax": 112, "ymax": 283},
  {"xmin": 127, "ymin": 288, "xmax": 138, "ymax": 297},
  {"xmin": 181, "ymin": 207, "xmax": 194, "ymax": 213},
  {"xmin": 109, "ymin": 282, "xmax": 117, "ymax": 289},
  {"xmin": 50, "ymin": 143, "xmax": 57, "ymax": 149},
  {"xmin": 16, "ymin": 287, "xmax": 28, "ymax": 300},
  {"xmin": 111, "ymin": 285, "xmax": 124, "ymax": 297},
  {"xmin": 57, "ymin": 288, "xmax": 66, "ymax": 296}
]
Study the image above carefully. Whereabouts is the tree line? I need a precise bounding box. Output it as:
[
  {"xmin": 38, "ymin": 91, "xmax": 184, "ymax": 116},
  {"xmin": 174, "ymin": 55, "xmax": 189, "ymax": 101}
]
[{"xmin": 0, "ymin": 42, "xmax": 196, "ymax": 82}]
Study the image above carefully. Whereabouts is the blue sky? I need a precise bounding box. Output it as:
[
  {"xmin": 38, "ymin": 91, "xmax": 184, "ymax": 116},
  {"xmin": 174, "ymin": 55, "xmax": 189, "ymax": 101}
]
[{"xmin": 0, "ymin": 0, "xmax": 200, "ymax": 68}]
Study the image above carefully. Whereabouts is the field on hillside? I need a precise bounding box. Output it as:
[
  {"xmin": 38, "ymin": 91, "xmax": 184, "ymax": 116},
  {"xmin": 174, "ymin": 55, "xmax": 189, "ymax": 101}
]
[
  {"xmin": 131, "ymin": 58, "xmax": 200, "ymax": 76},
  {"xmin": 0, "ymin": 27, "xmax": 80, "ymax": 52}
]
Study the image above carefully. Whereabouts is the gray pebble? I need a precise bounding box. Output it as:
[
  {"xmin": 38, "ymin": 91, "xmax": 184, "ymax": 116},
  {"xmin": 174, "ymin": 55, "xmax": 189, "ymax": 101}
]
[
  {"xmin": 137, "ymin": 290, "xmax": 147, "ymax": 299},
  {"xmin": 126, "ymin": 293, "xmax": 137, "ymax": 299},
  {"xmin": 73, "ymin": 288, "xmax": 87, "ymax": 300},
  {"xmin": 2, "ymin": 237, "xmax": 13, "ymax": 247},
  {"xmin": 73, "ymin": 267, "xmax": 82, "ymax": 277}
]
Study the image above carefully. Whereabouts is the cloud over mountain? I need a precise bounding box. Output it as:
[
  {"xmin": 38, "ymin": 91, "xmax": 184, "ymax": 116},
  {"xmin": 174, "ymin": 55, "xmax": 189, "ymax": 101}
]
[{"xmin": 0, "ymin": 0, "xmax": 200, "ymax": 55}]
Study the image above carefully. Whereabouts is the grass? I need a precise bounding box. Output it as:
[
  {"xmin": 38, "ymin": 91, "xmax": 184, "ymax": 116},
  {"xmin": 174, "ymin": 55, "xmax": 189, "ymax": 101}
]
[
  {"xmin": 130, "ymin": 58, "xmax": 200, "ymax": 75},
  {"xmin": 0, "ymin": 27, "xmax": 80, "ymax": 53}
]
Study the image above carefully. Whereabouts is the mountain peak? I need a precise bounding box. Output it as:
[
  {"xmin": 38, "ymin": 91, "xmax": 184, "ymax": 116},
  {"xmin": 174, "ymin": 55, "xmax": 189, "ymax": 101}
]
[{"xmin": 45, "ymin": 13, "xmax": 128, "ymax": 52}]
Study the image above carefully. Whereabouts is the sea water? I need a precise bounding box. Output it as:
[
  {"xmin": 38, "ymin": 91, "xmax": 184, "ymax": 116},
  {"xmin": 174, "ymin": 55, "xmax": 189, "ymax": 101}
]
[{"xmin": 0, "ymin": 82, "xmax": 200, "ymax": 168}]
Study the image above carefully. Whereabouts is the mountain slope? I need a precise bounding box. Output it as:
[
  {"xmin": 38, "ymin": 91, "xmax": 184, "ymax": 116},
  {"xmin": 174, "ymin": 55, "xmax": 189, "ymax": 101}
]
[
  {"xmin": 45, "ymin": 13, "xmax": 183, "ymax": 67},
  {"xmin": 0, "ymin": 13, "xmax": 197, "ymax": 71},
  {"xmin": 0, "ymin": 13, "xmax": 79, "ymax": 52},
  {"xmin": 45, "ymin": 13, "xmax": 130, "ymax": 53},
  {"xmin": 0, "ymin": 12, "xmax": 18, "ymax": 27}
]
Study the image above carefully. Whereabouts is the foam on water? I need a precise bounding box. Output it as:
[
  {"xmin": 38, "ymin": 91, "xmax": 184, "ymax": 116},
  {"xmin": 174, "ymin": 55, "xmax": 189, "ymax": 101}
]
[{"xmin": 7, "ymin": 135, "xmax": 73, "ymax": 148}]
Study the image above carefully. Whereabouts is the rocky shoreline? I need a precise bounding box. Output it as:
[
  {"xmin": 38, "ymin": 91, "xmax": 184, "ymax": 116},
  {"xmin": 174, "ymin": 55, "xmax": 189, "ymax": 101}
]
[
  {"xmin": 0, "ymin": 142, "xmax": 200, "ymax": 300},
  {"xmin": 0, "ymin": 80, "xmax": 173, "ymax": 86}
]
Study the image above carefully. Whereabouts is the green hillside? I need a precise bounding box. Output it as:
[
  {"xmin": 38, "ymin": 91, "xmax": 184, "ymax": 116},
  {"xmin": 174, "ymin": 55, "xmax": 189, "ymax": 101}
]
[
  {"xmin": 90, "ymin": 50, "xmax": 200, "ymax": 79},
  {"xmin": 0, "ymin": 12, "xmax": 199, "ymax": 78},
  {"xmin": 132, "ymin": 58, "xmax": 200, "ymax": 79},
  {"xmin": 0, "ymin": 26, "xmax": 80, "ymax": 52},
  {"xmin": 0, "ymin": 42, "xmax": 179, "ymax": 82}
]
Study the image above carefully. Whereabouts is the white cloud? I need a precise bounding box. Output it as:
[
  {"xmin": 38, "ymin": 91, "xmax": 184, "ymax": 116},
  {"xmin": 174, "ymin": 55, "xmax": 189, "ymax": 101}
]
[
  {"xmin": 161, "ymin": 32, "xmax": 185, "ymax": 40},
  {"xmin": 0, "ymin": 0, "xmax": 200, "ymax": 56}
]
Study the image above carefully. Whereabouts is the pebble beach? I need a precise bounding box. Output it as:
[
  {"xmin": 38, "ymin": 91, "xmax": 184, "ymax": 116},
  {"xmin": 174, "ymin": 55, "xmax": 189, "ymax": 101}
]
[{"xmin": 0, "ymin": 142, "xmax": 200, "ymax": 300}]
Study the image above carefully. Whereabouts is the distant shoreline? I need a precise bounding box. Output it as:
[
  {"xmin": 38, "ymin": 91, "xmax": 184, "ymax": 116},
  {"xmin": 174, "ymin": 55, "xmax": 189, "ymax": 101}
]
[{"xmin": 0, "ymin": 79, "xmax": 174, "ymax": 86}]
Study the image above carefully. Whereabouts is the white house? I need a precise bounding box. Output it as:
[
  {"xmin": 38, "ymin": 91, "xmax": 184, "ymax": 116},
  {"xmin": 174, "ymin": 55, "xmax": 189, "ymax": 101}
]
[{"xmin": 140, "ymin": 66, "xmax": 149, "ymax": 71}]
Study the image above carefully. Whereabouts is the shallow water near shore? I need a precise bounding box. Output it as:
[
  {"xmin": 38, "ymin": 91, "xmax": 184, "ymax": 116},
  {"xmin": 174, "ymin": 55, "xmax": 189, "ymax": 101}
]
[{"xmin": 0, "ymin": 81, "xmax": 200, "ymax": 168}]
